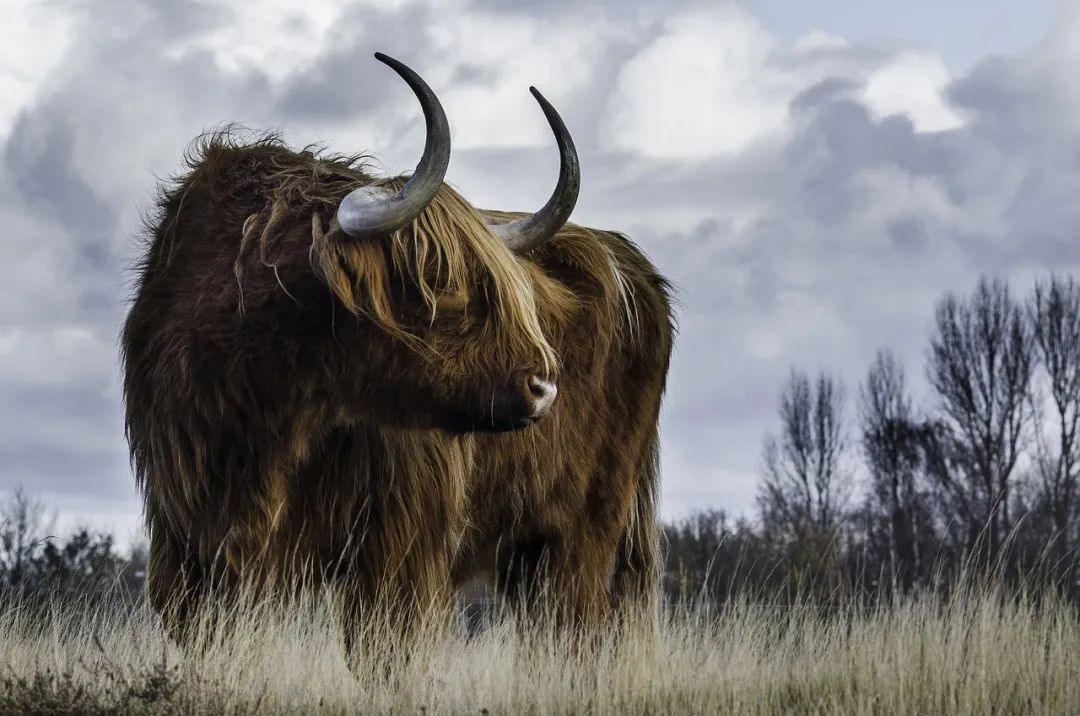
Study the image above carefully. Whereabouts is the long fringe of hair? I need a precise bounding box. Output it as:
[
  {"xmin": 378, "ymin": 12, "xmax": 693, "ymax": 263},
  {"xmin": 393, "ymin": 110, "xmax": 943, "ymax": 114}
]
[{"xmin": 180, "ymin": 129, "xmax": 560, "ymax": 373}]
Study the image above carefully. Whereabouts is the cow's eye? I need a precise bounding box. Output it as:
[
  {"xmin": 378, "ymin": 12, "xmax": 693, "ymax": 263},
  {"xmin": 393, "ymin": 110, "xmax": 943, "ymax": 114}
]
[
  {"xmin": 427, "ymin": 291, "xmax": 477, "ymax": 335},
  {"xmin": 434, "ymin": 292, "xmax": 468, "ymax": 315}
]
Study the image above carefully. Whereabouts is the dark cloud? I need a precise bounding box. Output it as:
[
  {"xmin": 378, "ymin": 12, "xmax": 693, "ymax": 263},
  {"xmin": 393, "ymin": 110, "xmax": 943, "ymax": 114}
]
[
  {"xmin": 274, "ymin": 4, "xmax": 432, "ymax": 122},
  {"xmin": 5, "ymin": 114, "xmax": 116, "ymax": 237},
  {"xmin": 0, "ymin": 381, "xmax": 127, "ymax": 498},
  {"xmin": 886, "ymin": 217, "xmax": 929, "ymax": 254}
]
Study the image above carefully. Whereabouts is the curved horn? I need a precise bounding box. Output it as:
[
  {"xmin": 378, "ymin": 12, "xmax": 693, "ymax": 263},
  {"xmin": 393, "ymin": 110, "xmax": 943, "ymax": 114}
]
[
  {"xmin": 491, "ymin": 87, "xmax": 580, "ymax": 253},
  {"xmin": 337, "ymin": 53, "xmax": 450, "ymax": 238}
]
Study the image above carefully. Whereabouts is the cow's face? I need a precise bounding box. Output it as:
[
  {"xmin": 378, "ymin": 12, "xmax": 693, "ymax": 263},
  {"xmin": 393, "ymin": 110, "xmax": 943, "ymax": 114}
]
[
  {"xmin": 402, "ymin": 194, "xmax": 570, "ymax": 433},
  {"xmin": 423, "ymin": 298, "xmax": 561, "ymax": 432},
  {"xmin": 318, "ymin": 182, "xmax": 568, "ymax": 433},
  {"xmin": 324, "ymin": 53, "xmax": 579, "ymax": 434}
]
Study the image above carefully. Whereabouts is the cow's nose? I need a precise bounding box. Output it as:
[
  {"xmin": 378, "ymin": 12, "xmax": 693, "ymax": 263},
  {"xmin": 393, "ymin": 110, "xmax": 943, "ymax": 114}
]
[{"xmin": 526, "ymin": 375, "xmax": 558, "ymax": 418}]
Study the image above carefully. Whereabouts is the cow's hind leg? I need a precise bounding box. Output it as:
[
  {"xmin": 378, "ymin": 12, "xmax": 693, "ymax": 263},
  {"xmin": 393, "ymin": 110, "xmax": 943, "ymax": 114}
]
[
  {"xmin": 609, "ymin": 425, "xmax": 663, "ymax": 621},
  {"xmin": 333, "ymin": 537, "xmax": 456, "ymax": 671},
  {"xmin": 494, "ymin": 533, "xmax": 612, "ymax": 631},
  {"xmin": 147, "ymin": 526, "xmax": 208, "ymax": 645},
  {"xmin": 495, "ymin": 535, "xmax": 548, "ymax": 614},
  {"xmin": 551, "ymin": 427, "xmax": 663, "ymax": 631}
]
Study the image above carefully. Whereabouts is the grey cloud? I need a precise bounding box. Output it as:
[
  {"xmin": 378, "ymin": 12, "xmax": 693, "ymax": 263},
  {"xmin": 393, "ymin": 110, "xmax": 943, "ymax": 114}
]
[
  {"xmin": 887, "ymin": 217, "xmax": 929, "ymax": 254},
  {"xmin": 789, "ymin": 77, "xmax": 862, "ymax": 110},
  {"xmin": 449, "ymin": 63, "xmax": 501, "ymax": 86},
  {"xmin": 0, "ymin": 382, "xmax": 127, "ymax": 500},
  {"xmin": 1, "ymin": 440, "xmax": 129, "ymax": 500},
  {"xmin": 783, "ymin": 43, "xmax": 892, "ymax": 71},
  {"xmin": 5, "ymin": 114, "xmax": 117, "ymax": 238},
  {"xmin": 274, "ymin": 4, "xmax": 433, "ymax": 122}
]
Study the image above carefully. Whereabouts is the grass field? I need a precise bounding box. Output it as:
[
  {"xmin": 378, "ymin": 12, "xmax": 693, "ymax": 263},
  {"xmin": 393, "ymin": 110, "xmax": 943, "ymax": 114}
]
[{"xmin": 1, "ymin": 586, "xmax": 1077, "ymax": 714}]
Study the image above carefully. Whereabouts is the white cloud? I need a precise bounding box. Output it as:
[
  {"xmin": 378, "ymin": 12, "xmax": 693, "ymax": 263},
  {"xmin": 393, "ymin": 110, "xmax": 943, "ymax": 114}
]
[
  {"xmin": 861, "ymin": 51, "xmax": 963, "ymax": 132},
  {"xmin": 600, "ymin": 3, "xmax": 964, "ymax": 161},
  {"xmin": 165, "ymin": 0, "xmax": 352, "ymax": 81},
  {"xmin": 0, "ymin": 0, "xmax": 73, "ymax": 142},
  {"xmin": 602, "ymin": 4, "xmax": 791, "ymax": 159},
  {"xmin": 0, "ymin": 325, "xmax": 114, "ymax": 390},
  {"xmin": 428, "ymin": 6, "xmax": 617, "ymax": 150},
  {"xmin": 793, "ymin": 31, "xmax": 850, "ymax": 53}
]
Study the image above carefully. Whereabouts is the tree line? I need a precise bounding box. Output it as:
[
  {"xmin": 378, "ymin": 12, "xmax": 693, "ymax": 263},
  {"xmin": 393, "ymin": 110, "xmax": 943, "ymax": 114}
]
[
  {"xmin": 665, "ymin": 274, "xmax": 1080, "ymax": 604},
  {"xmin": 0, "ymin": 489, "xmax": 143, "ymax": 598}
]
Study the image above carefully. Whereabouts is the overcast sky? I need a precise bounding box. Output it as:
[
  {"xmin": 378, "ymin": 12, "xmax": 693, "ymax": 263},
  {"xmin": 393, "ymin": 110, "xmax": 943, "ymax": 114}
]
[{"xmin": 1, "ymin": 0, "xmax": 1076, "ymax": 542}]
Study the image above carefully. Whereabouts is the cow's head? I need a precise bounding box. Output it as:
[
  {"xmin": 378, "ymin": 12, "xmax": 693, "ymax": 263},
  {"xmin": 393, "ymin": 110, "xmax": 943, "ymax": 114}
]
[{"xmin": 317, "ymin": 54, "xmax": 578, "ymax": 433}]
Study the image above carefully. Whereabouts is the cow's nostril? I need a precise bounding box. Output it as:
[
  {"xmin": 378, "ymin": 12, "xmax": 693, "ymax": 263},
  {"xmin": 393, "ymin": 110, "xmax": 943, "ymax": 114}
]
[
  {"xmin": 526, "ymin": 375, "xmax": 558, "ymax": 416},
  {"xmin": 527, "ymin": 375, "xmax": 550, "ymax": 398}
]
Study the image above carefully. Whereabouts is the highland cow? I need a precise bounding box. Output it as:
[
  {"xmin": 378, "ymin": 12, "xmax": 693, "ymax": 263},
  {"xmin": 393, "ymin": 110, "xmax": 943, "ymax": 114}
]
[{"xmin": 122, "ymin": 54, "xmax": 673, "ymax": 640}]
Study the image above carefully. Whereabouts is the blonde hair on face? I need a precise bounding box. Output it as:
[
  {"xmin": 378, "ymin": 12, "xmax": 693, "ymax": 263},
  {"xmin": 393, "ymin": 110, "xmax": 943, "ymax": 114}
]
[{"xmin": 305, "ymin": 178, "xmax": 557, "ymax": 373}]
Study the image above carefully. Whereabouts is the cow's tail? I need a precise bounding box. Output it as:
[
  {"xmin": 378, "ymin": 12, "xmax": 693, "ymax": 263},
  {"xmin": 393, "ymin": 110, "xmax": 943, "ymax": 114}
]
[{"xmin": 610, "ymin": 423, "xmax": 663, "ymax": 623}]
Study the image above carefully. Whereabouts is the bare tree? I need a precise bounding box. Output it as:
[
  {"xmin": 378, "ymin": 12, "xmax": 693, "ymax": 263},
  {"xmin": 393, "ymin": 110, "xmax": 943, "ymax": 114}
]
[
  {"xmin": 0, "ymin": 487, "xmax": 55, "ymax": 588},
  {"xmin": 859, "ymin": 349, "xmax": 935, "ymax": 591},
  {"xmin": 1028, "ymin": 275, "xmax": 1080, "ymax": 567},
  {"xmin": 0, "ymin": 490, "xmax": 131, "ymax": 594},
  {"xmin": 925, "ymin": 277, "xmax": 1034, "ymax": 561},
  {"xmin": 759, "ymin": 371, "xmax": 850, "ymax": 542}
]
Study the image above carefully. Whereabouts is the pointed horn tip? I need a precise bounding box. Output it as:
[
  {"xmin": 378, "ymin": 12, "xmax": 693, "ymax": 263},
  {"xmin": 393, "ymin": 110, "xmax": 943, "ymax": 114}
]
[
  {"xmin": 488, "ymin": 85, "xmax": 579, "ymax": 252},
  {"xmin": 374, "ymin": 52, "xmax": 408, "ymax": 74},
  {"xmin": 527, "ymin": 87, "xmax": 564, "ymax": 127}
]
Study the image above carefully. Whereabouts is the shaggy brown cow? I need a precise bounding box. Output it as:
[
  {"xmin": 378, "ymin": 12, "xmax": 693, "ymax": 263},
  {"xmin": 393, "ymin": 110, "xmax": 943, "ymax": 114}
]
[{"xmin": 122, "ymin": 54, "xmax": 673, "ymax": 639}]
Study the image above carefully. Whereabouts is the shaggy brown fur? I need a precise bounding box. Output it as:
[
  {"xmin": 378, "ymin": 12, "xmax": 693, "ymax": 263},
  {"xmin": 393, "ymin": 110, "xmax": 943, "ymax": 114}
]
[{"xmin": 122, "ymin": 131, "xmax": 673, "ymax": 640}]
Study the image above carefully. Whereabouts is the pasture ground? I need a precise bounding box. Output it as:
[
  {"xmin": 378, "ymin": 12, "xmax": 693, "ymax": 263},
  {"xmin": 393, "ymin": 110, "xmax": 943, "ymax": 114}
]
[{"xmin": 0, "ymin": 586, "xmax": 1076, "ymax": 714}]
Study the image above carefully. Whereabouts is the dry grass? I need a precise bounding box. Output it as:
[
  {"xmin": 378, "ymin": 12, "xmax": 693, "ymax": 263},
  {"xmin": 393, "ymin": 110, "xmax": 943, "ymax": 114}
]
[{"xmin": 0, "ymin": 586, "xmax": 1077, "ymax": 714}]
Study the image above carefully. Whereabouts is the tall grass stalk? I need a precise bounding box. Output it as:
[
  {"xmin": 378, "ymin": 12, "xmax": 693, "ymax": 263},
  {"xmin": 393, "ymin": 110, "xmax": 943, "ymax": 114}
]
[{"xmin": 0, "ymin": 584, "xmax": 1076, "ymax": 714}]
